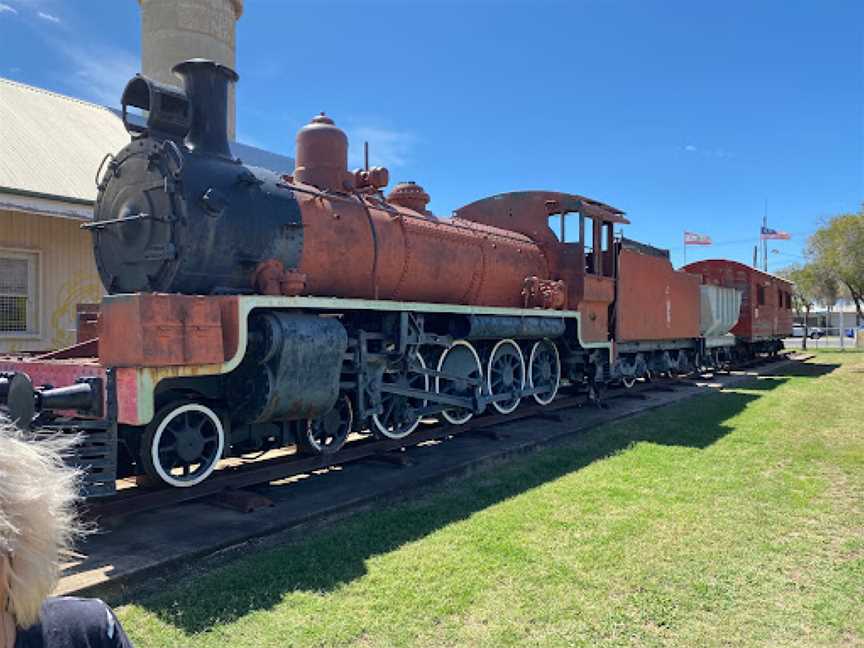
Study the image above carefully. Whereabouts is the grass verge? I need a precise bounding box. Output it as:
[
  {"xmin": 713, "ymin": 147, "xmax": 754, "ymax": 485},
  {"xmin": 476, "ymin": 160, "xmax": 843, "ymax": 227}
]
[{"xmin": 115, "ymin": 354, "xmax": 864, "ymax": 647}]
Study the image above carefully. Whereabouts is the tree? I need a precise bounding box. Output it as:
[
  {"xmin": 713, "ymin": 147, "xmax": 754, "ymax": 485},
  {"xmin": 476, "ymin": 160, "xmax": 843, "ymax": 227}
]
[
  {"xmin": 779, "ymin": 264, "xmax": 818, "ymax": 349},
  {"xmin": 807, "ymin": 209, "xmax": 864, "ymax": 325},
  {"xmin": 810, "ymin": 260, "xmax": 841, "ymax": 324}
]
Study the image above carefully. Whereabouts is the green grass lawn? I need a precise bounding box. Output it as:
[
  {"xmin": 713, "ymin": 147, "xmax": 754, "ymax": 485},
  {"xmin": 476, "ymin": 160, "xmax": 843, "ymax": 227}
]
[{"xmin": 115, "ymin": 353, "xmax": 864, "ymax": 647}]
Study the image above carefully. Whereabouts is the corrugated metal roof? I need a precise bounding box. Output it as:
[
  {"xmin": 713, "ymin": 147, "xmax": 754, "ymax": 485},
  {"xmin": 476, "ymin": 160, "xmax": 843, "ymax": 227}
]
[
  {"xmin": 0, "ymin": 77, "xmax": 130, "ymax": 204},
  {"xmin": 0, "ymin": 77, "xmax": 296, "ymax": 208}
]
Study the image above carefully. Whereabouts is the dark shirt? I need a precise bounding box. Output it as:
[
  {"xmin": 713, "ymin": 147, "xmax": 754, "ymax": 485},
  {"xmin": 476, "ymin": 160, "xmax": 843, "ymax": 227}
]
[{"xmin": 15, "ymin": 597, "xmax": 132, "ymax": 648}]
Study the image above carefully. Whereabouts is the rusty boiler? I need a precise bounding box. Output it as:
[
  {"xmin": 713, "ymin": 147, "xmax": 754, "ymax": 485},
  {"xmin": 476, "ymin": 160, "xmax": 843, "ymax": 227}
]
[{"xmin": 92, "ymin": 61, "xmax": 553, "ymax": 308}]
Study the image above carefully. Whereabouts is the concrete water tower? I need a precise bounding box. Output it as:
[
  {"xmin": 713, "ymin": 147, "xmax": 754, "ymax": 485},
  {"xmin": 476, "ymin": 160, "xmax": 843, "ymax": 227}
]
[{"xmin": 138, "ymin": 0, "xmax": 243, "ymax": 140}]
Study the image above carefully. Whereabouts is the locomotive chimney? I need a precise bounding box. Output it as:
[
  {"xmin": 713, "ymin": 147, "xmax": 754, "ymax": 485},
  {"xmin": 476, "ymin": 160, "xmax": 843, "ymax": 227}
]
[
  {"xmin": 138, "ymin": 0, "xmax": 243, "ymax": 140},
  {"xmin": 172, "ymin": 59, "xmax": 238, "ymax": 158}
]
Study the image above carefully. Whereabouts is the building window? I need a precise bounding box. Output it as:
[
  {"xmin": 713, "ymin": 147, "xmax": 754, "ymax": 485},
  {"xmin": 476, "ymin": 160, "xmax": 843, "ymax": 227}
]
[
  {"xmin": 0, "ymin": 250, "xmax": 39, "ymax": 335},
  {"xmin": 756, "ymin": 284, "xmax": 765, "ymax": 306}
]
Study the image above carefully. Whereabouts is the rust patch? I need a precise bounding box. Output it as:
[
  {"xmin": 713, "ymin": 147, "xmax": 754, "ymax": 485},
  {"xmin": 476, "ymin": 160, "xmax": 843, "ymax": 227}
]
[{"xmin": 100, "ymin": 294, "xmax": 225, "ymax": 367}]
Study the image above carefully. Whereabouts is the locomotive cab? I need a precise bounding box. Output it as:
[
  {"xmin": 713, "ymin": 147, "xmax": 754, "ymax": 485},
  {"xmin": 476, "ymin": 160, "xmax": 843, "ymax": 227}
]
[{"xmin": 456, "ymin": 191, "xmax": 628, "ymax": 343}]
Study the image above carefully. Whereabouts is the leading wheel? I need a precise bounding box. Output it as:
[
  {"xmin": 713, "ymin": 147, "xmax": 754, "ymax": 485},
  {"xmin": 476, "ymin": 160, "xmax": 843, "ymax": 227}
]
[
  {"xmin": 529, "ymin": 338, "xmax": 561, "ymax": 405},
  {"xmin": 436, "ymin": 340, "xmax": 483, "ymax": 425},
  {"xmin": 141, "ymin": 402, "xmax": 225, "ymax": 488},
  {"xmin": 300, "ymin": 394, "xmax": 353, "ymax": 455}
]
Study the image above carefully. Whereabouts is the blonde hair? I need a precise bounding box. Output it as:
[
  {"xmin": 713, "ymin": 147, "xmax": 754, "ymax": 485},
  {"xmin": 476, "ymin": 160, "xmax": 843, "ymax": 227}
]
[{"xmin": 0, "ymin": 420, "xmax": 84, "ymax": 628}]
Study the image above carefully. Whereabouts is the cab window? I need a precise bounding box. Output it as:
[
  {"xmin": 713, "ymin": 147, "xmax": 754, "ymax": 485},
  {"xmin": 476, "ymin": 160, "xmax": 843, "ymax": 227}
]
[
  {"xmin": 548, "ymin": 215, "xmax": 561, "ymax": 241},
  {"xmin": 581, "ymin": 214, "xmax": 595, "ymax": 273},
  {"xmin": 547, "ymin": 213, "xmax": 579, "ymax": 243},
  {"xmin": 600, "ymin": 222, "xmax": 614, "ymax": 278},
  {"xmin": 564, "ymin": 213, "xmax": 579, "ymax": 242}
]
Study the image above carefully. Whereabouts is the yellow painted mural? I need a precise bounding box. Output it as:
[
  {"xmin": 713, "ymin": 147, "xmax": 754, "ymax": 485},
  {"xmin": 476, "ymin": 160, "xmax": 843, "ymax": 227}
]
[{"xmin": 50, "ymin": 271, "xmax": 103, "ymax": 348}]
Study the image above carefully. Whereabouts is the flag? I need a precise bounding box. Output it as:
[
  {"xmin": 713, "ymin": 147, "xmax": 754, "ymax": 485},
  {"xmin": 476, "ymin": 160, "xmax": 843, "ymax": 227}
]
[
  {"xmin": 760, "ymin": 227, "xmax": 791, "ymax": 240},
  {"xmin": 684, "ymin": 231, "xmax": 712, "ymax": 245}
]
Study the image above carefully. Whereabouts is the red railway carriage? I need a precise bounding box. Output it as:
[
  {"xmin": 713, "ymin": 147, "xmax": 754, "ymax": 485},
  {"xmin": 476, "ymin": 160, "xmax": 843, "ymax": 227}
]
[{"xmin": 683, "ymin": 260, "xmax": 794, "ymax": 354}]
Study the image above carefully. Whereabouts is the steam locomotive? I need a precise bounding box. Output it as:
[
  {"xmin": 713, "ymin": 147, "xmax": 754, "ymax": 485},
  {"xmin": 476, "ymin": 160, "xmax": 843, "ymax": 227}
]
[{"xmin": 0, "ymin": 60, "xmax": 793, "ymax": 495}]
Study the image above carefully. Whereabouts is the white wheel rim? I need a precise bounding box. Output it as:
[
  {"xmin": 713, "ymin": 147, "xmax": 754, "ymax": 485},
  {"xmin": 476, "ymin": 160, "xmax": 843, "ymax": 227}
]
[
  {"xmin": 372, "ymin": 352, "xmax": 428, "ymax": 439},
  {"xmin": 436, "ymin": 340, "xmax": 483, "ymax": 425},
  {"xmin": 622, "ymin": 375, "xmax": 636, "ymax": 389},
  {"xmin": 529, "ymin": 339, "xmax": 561, "ymax": 405},
  {"xmin": 486, "ymin": 339, "xmax": 525, "ymax": 415},
  {"xmin": 307, "ymin": 395, "xmax": 353, "ymax": 451},
  {"xmin": 151, "ymin": 403, "xmax": 224, "ymax": 488}
]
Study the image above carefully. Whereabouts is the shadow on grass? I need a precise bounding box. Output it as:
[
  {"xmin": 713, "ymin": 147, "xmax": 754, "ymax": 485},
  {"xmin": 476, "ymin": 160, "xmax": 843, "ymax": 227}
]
[
  {"xmin": 133, "ymin": 360, "xmax": 837, "ymax": 633},
  {"xmin": 755, "ymin": 361, "xmax": 839, "ymax": 379},
  {"xmin": 705, "ymin": 361, "xmax": 839, "ymax": 392}
]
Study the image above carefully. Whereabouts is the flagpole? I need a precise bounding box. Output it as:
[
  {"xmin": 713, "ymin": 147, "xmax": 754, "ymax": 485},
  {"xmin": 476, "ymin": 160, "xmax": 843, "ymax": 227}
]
[{"xmin": 762, "ymin": 201, "xmax": 768, "ymax": 272}]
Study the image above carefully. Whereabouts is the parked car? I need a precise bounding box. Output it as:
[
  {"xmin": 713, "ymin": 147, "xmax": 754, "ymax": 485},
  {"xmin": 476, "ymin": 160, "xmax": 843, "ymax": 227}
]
[
  {"xmin": 791, "ymin": 325, "xmax": 824, "ymax": 339},
  {"xmin": 845, "ymin": 325, "xmax": 864, "ymax": 338}
]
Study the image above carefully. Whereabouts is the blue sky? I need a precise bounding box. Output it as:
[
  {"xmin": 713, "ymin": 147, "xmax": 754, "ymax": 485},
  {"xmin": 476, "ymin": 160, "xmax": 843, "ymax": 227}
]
[{"xmin": 1, "ymin": 0, "xmax": 861, "ymax": 271}]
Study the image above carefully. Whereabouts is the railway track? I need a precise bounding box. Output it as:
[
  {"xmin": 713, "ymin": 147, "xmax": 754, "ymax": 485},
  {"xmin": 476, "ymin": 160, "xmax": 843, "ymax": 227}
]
[
  {"xmin": 85, "ymin": 352, "xmax": 806, "ymax": 521},
  {"xmin": 84, "ymin": 366, "xmax": 750, "ymax": 521}
]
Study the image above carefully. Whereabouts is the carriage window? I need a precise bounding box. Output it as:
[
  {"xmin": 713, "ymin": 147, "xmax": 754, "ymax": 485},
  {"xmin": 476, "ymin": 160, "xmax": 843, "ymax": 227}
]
[{"xmin": 757, "ymin": 285, "xmax": 765, "ymax": 306}]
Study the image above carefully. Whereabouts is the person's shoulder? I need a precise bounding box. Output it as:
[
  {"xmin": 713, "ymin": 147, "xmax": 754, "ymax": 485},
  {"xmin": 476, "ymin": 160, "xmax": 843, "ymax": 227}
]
[
  {"xmin": 17, "ymin": 597, "xmax": 131, "ymax": 648},
  {"xmin": 42, "ymin": 596, "xmax": 111, "ymax": 621}
]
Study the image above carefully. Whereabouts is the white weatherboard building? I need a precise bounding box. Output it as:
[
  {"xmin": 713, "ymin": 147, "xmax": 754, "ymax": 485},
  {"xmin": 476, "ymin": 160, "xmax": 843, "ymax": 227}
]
[{"xmin": 0, "ymin": 80, "xmax": 128, "ymax": 353}]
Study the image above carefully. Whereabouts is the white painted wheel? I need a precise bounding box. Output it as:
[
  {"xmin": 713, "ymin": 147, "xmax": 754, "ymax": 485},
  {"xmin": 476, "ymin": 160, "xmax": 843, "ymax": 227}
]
[
  {"xmin": 147, "ymin": 403, "xmax": 224, "ymax": 488},
  {"xmin": 622, "ymin": 375, "xmax": 636, "ymax": 389},
  {"xmin": 528, "ymin": 338, "xmax": 561, "ymax": 406},
  {"xmin": 436, "ymin": 340, "xmax": 483, "ymax": 425},
  {"xmin": 486, "ymin": 339, "xmax": 526, "ymax": 414},
  {"xmin": 372, "ymin": 352, "xmax": 428, "ymax": 440}
]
